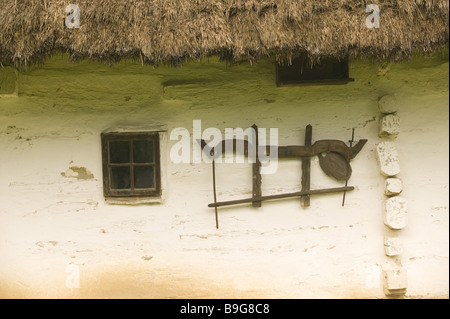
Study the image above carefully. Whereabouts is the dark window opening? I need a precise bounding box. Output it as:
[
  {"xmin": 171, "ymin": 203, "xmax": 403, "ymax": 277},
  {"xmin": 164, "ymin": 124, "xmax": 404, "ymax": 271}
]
[
  {"xmin": 276, "ymin": 55, "xmax": 354, "ymax": 87},
  {"xmin": 101, "ymin": 132, "xmax": 161, "ymax": 198}
]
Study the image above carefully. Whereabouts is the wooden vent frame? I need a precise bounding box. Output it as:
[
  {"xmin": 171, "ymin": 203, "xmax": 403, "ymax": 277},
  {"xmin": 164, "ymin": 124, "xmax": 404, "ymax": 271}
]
[{"xmin": 276, "ymin": 55, "xmax": 354, "ymax": 87}]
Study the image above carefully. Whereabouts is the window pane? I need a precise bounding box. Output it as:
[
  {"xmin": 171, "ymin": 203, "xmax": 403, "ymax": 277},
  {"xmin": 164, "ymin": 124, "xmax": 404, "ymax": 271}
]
[
  {"xmin": 133, "ymin": 140, "xmax": 154, "ymax": 163},
  {"xmin": 110, "ymin": 167, "xmax": 131, "ymax": 189},
  {"xmin": 109, "ymin": 141, "xmax": 130, "ymax": 163},
  {"xmin": 134, "ymin": 166, "xmax": 155, "ymax": 189}
]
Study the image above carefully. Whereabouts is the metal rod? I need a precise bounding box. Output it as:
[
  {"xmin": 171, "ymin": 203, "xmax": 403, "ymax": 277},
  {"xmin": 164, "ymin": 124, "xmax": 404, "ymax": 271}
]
[
  {"xmin": 212, "ymin": 159, "xmax": 219, "ymax": 228},
  {"xmin": 342, "ymin": 128, "xmax": 355, "ymax": 207},
  {"xmin": 209, "ymin": 186, "xmax": 355, "ymax": 208}
]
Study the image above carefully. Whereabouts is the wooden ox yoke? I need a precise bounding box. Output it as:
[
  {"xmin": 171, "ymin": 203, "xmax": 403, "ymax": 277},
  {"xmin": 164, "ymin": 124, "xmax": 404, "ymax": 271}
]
[{"xmin": 198, "ymin": 124, "xmax": 367, "ymax": 228}]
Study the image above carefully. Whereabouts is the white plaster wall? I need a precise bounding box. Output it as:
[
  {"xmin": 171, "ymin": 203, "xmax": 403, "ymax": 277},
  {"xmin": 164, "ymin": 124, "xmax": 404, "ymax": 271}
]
[{"xmin": 0, "ymin": 53, "xmax": 448, "ymax": 298}]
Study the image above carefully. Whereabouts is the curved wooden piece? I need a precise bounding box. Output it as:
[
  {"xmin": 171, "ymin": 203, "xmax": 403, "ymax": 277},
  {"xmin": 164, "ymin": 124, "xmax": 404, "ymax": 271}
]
[
  {"xmin": 318, "ymin": 152, "xmax": 352, "ymax": 181},
  {"xmin": 197, "ymin": 138, "xmax": 368, "ymax": 160}
]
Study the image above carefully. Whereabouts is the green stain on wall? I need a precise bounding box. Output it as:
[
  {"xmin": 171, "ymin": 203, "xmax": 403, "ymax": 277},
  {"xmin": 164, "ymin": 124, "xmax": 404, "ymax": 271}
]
[{"xmin": 0, "ymin": 67, "xmax": 17, "ymax": 95}]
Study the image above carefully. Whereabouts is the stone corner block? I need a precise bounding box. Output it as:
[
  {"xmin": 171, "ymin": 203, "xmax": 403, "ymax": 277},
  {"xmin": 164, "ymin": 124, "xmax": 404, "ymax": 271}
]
[
  {"xmin": 385, "ymin": 178, "xmax": 403, "ymax": 196},
  {"xmin": 376, "ymin": 141, "xmax": 401, "ymax": 177},
  {"xmin": 378, "ymin": 94, "xmax": 398, "ymax": 114},
  {"xmin": 383, "ymin": 268, "xmax": 407, "ymax": 296},
  {"xmin": 379, "ymin": 114, "xmax": 400, "ymax": 137},
  {"xmin": 384, "ymin": 196, "xmax": 408, "ymax": 230},
  {"xmin": 384, "ymin": 237, "xmax": 403, "ymax": 256}
]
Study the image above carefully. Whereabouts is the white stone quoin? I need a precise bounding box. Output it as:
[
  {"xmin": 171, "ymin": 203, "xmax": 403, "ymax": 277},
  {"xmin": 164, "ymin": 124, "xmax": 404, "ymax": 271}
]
[
  {"xmin": 384, "ymin": 196, "xmax": 408, "ymax": 230},
  {"xmin": 379, "ymin": 114, "xmax": 401, "ymax": 137},
  {"xmin": 385, "ymin": 178, "xmax": 403, "ymax": 196},
  {"xmin": 376, "ymin": 141, "xmax": 401, "ymax": 177},
  {"xmin": 378, "ymin": 94, "xmax": 398, "ymax": 114},
  {"xmin": 383, "ymin": 268, "xmax": 408, "ymax": 296},
  {"xmin": 384, "ymin": 237, "xmax": 403, "ymax": 256}
]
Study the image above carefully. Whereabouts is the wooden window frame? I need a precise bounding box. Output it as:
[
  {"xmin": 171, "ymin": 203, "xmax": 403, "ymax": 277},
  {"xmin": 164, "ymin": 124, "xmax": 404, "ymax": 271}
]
[{"xmin": 101, "ymin": 132, "xmax": 161, "ymax": 198}]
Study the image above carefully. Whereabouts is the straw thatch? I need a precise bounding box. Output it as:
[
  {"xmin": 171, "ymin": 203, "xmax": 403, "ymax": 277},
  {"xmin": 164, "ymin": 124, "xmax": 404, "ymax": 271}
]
[{"xmin": 0, "ymin": 0, "xmax": 448, "ymax": 68}]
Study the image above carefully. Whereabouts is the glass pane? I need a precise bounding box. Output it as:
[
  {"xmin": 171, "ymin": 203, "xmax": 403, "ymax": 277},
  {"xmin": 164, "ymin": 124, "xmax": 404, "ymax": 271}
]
[
  {"xmin": 109, "ymin": 141, "xmax": 130, "ymax": 163},
  {"xmin": 134, "ymin": 166, "xmax": 155, "ymax": 189},
  {"xmin": 110, "ymin": 167, "xmax": 130, "ymax": 189},
  {"xmin": 133, "ymin": 140, "xmax": 154, "ymax": 163}
]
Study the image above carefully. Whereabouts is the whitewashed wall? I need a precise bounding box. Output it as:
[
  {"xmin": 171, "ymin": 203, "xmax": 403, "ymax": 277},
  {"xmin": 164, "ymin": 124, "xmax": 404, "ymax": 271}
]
[{"xmin": 0, "ymin": 53, "xmax": 448, "ymax": 298}]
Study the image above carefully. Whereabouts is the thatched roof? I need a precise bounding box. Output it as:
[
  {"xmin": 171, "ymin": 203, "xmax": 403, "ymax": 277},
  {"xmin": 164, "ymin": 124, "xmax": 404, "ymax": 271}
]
[{"xmin": 0, "ymin": 0, "xmax": 448, "ymax": 69}]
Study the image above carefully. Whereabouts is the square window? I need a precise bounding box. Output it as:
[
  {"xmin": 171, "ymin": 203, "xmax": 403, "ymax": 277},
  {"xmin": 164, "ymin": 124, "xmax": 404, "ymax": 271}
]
[{"xmin": 101, "ymin": 132, "xmax": 161, "ymax": 198}]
